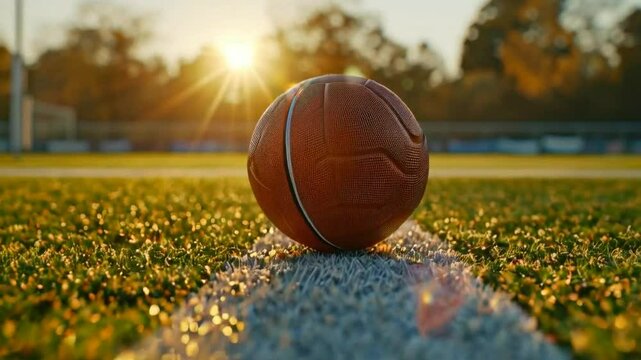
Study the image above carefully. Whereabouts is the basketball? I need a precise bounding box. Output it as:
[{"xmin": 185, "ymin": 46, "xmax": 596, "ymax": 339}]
[{"xmin": 247, "ymin": 74, "xmax": 429, "ymax": 251}]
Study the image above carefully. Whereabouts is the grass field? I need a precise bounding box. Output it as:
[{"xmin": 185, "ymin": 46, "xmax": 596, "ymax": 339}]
[
  {"xmin": 0, "ymin": 178, "xmax": 266, "ymax": 359},
  {"xmin": 1, "ymin": 153, "xmax": 641, "ymax": 169},
  {"xmin": 417, "ymin": 179, "xmax": 641, "ymax": 360},
  {"xmin": 0, "ymin": 156, "xmax": 640, "ymax": 359}
]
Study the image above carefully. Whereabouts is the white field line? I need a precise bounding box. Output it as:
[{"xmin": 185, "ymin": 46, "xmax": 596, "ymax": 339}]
[
  {"xmin": 1, "ymin": 167, "xmax": 641, "ymax": 178},
  {"xmin": 118, "ymin": 221, "xmax": 568, "ymax": 360},
  {"xmin": 0, "ymin": 167, "xmax": 247, "ymax": 178},
  {"xmin": 432, "ymin": 168, "xmax": 641, "ymax": 179}
]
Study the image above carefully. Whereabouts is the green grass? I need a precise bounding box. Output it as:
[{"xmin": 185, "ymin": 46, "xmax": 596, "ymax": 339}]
[
  {"xmin": 0, "ymin": 176, "xmax": 639, "ymax": 359},
  {"xmin": 1, "ymin": 153, "xmax": 640, "ymax": 169},
  {"xmin": 416, "ymin": 179, "xmax": 641, "ymax": 360},
  {"xmin": 0, "ymin": 178, "xmax": 265, "ymax": 359}
]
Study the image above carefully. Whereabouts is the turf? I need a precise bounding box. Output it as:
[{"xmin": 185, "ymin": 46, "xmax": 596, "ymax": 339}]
[
  {"xmin": 415, "ymin": 179, "xmax": 641, "ymax": 359},
  {"xmin": 1, "ymin": 153, "xmax": 641, "ymax": 169},
  {"xmin": 0, "ymin": 178, "xmax": 266, "ymax": 359},
  {"xmin": 0, "ymin": 177, "xmax": 639, "ymax": 359},
  {"xmin": 124, "ymin": 221, "xmax": 567, "ymax": 360}
]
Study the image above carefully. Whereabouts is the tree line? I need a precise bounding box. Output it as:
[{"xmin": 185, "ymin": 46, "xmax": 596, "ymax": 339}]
[{"xmin": 0, "ymin": 0, "xmax": 640, "ymax": 123}]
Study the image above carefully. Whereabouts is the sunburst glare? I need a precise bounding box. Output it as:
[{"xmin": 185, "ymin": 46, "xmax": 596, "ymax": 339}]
[
  {"xmin": 221, "ymin": 42, "xmax": 254, "ymax": 71},
  {"xmin": 138, "ymin": 38, "xmax": 271, "ymax": 147}
]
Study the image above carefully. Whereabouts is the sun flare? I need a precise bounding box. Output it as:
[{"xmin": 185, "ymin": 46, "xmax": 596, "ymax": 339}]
[{"xmin": 221, "ymin": 42, "xmax": 254, "ymax": 70}]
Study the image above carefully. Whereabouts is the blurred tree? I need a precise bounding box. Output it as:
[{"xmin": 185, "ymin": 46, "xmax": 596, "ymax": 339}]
[
  {"xmin": 462, "ymin": 0, "xmax": 581, "ymax": 99},
  {"xmin": 442, "ymin": 0, "xmax": 641, "ymax": 121},
  {"xmin": 384, "ymin": 42, "xmax": 446, "ymax": 120},
  {"xmin": 617, "ymin": 8, "xmax": 641, "ymax": 119},
  {"xmin": 0, "ymin": 44, "xmax": 10, "ymax": 122},
  {"xmin": 29, "ymin": 3, "xmax": 167, "ymax": 122},
  {"xmin": 500, "ymin": 0, "xmax": 581, "ymax": 98},
  {"xmin": 147, "ymin": 5, "xmax": 446, "ymax": 125},
  {"xmin": 20, "ymin": 0, "xmax": 637, "ymax": 126},
  {"xmin": 561, "ymin": 0, "xmax": 630, "ymax": 69},
  {"xmin": 426, "ymin": 71, "xmax": 546, "ymax": 121},
  {"xmin": 151, "ymin": 47, "xmax": 227, "ymax": 122},
  {"xmin": 268, "ymin": 5, "xmax": 445, "ymax": 119},
  {"xmin": 460, "ymin": 1, "xmax": 515, "ymax": 74},
  {"xmin": 154, "ymin": 46, "xmax": 272, "ymax": 123},
  {"xmin": 446, "ymin": 0, "xmax": 553, "ymax": 120},
  {"xmin": 270, "ymin": 7, "xmax": 366, "ymax": 81},
  {"xmin": 552, "ymin": 0, "xmax": 630, "ymax": 120}
]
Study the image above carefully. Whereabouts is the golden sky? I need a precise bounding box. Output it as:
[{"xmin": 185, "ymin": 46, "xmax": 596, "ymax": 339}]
[
  {"xmin": 1, "ymin": 0, "xmax": 640, "ymax": 74},
  {"xmin": 0, "ymin": 0, "xmax": 489, "ymax": 74}
]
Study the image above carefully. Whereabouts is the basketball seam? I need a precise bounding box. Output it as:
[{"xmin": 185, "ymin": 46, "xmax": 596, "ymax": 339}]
[
  {"xmin": 248, "ymin": 160, "xmax": 271, "ymax": 191},
  {"xmin": 317, "ymin": 149, "xmax": 416, "ymax": 177},
  {"xmin": 362, "ymin": 80, "xmax": 423, "ymax": 144},
  {"xmin": 247, "ymin": 95, "xmax": 287, "ymax": 191},
  {"xmin": 319, "ymin": 81, "xmax": 420, "ymax": 176},
  {"xmin": 284, "ymin": 84, "xmax": 343, "ymax": 251}
]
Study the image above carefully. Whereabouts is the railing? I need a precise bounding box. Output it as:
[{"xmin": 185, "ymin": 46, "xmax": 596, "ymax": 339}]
[
  {"xmin": 420, "ymin": 121, "xmax": 641, "ymax": 137},
  {"xmin": 2, "ymin": 120, "xmax": 641, "ymax": 153},
  {"xmin": 4, "ymin": 120, "xmax": 641, "ymax": 138}
]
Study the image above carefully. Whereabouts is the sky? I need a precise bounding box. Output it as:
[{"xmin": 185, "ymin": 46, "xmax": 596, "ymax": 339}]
[
  {"xmin": 2, "ymin": 1, "xmax": 641, "ymax": 74},
  {"xmin": 0, "ymin": 0, "xmax": 488, "ymax": 74}
]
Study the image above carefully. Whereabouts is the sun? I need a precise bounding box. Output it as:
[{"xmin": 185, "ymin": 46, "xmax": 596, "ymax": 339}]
[{"xmin": 221, "ymin": 42, "xmax": 254, "ymax": 71}]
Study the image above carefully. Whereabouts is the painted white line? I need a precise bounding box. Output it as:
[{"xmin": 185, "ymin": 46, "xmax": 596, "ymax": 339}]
[
  {"xmin": 432, "ymin": 168, "xmax": 641, "ymax": 179},
  {"xmin": 1, "ymin": 167, "xmax": 640, "ymax": 178},
  {"xmin": 118, "ymin": 221, "xmax": 568, "ymax": 360},
  {"xmin": 0, "ymin": 167, "xmax": 247, "ymax": 178}
]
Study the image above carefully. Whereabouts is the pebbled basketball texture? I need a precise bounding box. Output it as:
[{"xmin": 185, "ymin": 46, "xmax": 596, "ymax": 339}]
[{"xmin": 247, "ymin": 74, "xmax": 429, "ymax": 251}]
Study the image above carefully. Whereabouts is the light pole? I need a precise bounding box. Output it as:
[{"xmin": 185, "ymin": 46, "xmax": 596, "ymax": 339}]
[{"xmin": 9, "ymin": 0, "xmax": 24, "ymax": 156}]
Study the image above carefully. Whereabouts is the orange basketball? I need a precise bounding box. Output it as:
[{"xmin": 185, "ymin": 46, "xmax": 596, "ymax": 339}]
[{"xmin": 247, "ymin": 75, "xmax": 429, "ymax": 251}]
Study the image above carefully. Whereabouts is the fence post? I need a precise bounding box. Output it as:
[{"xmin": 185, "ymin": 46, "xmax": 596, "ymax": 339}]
[{"xmin": 9, "ymin": 0, "xmax": 24, "ymax": 155}]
